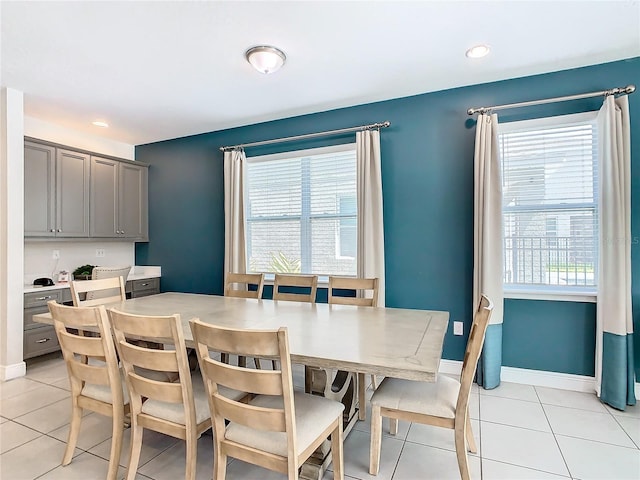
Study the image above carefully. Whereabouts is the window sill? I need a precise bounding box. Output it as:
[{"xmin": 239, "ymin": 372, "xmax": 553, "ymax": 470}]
[
  {"xmin": 263, "ymin": 274, "xmax": 330, "ymax": 287},
  {"xmin": 504, "ymin": 288, "xmax": 597, "ymax": 303}
]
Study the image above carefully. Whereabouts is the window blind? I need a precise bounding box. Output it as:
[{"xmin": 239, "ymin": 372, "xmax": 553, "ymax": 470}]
[
  {"xmin": 499, "ymin": 113, "xmax": 598, "ymax": 290},
  {"xmin": 245, "ymin": 145, "xmax": 357, "ymax": 276}
]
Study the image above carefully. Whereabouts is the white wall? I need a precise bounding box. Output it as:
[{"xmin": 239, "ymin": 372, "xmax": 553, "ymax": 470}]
[
  {"xmin": 24, "ymin": 242, "xmax": 134, "ymax": 285},
  {"xmin": 1, "ymin": 88, "xmax": 26, "ymax": 380},
  {"xmin": 25, "ymin": 116, "xmax": 135, "ymax": 160}
]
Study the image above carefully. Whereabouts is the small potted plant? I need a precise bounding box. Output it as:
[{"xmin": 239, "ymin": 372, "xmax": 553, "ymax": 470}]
[{"xmin": 72, "ymin": 264, "xmax": 96, "ymax": 280}]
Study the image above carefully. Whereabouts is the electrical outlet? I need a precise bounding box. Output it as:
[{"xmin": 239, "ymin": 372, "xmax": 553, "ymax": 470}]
[
  {"xmin": 453, "ymin": 321, "xmax": 463, "ymax": 336},
  {"xmin": 52, "ymin": 250, "xmax": 60, "ymax": 259},
  {"xmin": 95, "ymin": 248, "xmax": 106, "ymax": 258}
]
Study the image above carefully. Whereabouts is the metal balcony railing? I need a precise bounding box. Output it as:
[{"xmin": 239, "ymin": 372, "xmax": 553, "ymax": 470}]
[{"xmin": 504, "ymin": 236, "xmax": 596, "ymax": 286}]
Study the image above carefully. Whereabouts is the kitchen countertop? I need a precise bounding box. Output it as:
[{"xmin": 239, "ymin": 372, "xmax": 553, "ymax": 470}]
[{"xmin": 24, "ymin": 266, "xmax": 161, "ymax": 293}]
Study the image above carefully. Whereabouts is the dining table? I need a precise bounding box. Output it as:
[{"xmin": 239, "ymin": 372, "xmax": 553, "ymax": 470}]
[{"xmin": 34, "ymin": 292, "xmax": 449, "ymax": 479}]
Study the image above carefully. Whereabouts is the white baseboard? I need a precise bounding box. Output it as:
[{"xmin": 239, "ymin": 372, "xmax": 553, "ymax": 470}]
[
  {"xmin": 500, "ymin": 365, "xmax": 596, "ymax": 393},
  {"xmin": 0, "ymin": 362, "xmax": 26, "ymax": 381},
  {"xmin": 439, "ymin": 359, "xmax": 640, "ymax": 396}
]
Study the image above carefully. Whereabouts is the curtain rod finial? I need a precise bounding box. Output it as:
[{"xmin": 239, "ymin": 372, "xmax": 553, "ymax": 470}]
[{"xmin": 626, "ymin": 85, "xmax": 636, "ymax": 94}]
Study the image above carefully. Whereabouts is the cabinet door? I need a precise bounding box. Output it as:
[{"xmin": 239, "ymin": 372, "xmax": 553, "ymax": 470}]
[
  {"xmin": 56, "ymin": 149, "xmax": 90, "ymax": 237},
  {"xmin": 119, "ymin": 162, "xmax": 148, "ymax": 240},
  {"xmin": 24, "ymin": 141, "xmax": 56, "ymax": 236},
  {"xmin": 90, "ymin": 156, "xmax": 119, "ymax": 237}
]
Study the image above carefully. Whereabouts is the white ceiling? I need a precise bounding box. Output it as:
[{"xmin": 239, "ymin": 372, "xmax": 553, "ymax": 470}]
[{"xmin": 2, "ymin": 1, "xmax": 639, "ymax": 146}]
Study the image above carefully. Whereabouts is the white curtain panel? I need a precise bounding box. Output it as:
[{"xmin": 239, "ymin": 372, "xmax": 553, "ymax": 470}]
[
  {"xmin": 595, "ymin": 95, "xmax": 635, "ymax": 409},
  {"xmin": 223, "ymin": 149, "xmax": 247, "ymax": 283},
  {"xmin": 473, "ymin": 113, "xmax": 504, "ymax": 389},
  {"xmin": 356, "ymin": 130, "xmax": 386, "ymax": 307}
]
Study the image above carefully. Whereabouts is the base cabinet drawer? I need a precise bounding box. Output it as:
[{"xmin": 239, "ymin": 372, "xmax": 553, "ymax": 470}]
[
  {"xmin": 24, "ymin": 326, "xmax": 60, "ymax": 359},
  {"xmin": 24, "ymin": 290, "xmax": 62, "ymax": 308},
  {"xmin": 130, "ymin": 277, "xmax": 160, "ymax": 298}
]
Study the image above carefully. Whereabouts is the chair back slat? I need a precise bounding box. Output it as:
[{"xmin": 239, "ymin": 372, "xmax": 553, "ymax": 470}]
[
  {"xmin": 117, "ymin": 341, "xmax": 179, "ymax": 372},
  {"xmin": 58, "ymin": 330, "xmax": 105, "ymax": 357},
  {"xmin": 201, "ymin": 356, "xmax": 283, "ymax": 396},
  {"xmin": 129, "ymin": 373, "xmax": 185, "ymax": 404},
  {"xmin": 328, "ymin": 276, "xmax": 379, "ymax": 307},
  {"xmin": 273, "ymin": 274, "xmax": 317, "ymax": 303},
  {"xmin": 213, "ymin": 393, "xmax": 287, "ymax": 432},
  {"xmin": 68, "ymin": 360, "xmax": 111, "ymax": 386},
  {"xmin": 71, "ymin": 277, "xmax": 126, "ymax": 307},
  {"xmin": 192, "ymin": 320, "xmax": 281, "ymax": 358},
  {"xmin": 225, "ymin": 272, "xmax": 265, "ymax": 299},
  {"xmin": 110, "ymin": 310, "xmax": 176, "ymax": 339}
]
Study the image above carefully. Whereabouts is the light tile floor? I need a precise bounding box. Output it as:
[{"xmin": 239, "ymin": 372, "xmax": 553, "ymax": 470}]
[{"xmin": 1, "ymin": 353, "xmax": 639, "ymax": 480}]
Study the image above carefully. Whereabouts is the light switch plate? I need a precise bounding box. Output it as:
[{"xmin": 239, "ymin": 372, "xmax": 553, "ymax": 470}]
[{"xmin": 453, "ymin": 321, "xmax": 463, "ymax": 336}]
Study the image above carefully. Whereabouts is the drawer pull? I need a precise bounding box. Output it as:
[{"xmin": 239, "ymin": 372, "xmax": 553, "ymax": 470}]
[
  {"xmin": 35, "ymin": 296, "xmax": 53, "ymax": 301},
  {"xmin": 35, "ymin": 338, "xmax": 51, "ymax": 344},
  {"xmin": 140, "ymin": 283, "xmax": 149, "ymax": 286}
]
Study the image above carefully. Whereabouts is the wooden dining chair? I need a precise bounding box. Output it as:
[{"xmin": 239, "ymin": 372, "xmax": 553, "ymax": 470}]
[
  {"xmin": 224, "ymin": 272, "xmax": 265, "ymax": 299},
  {"xmin": 190, "ymin": 319, "xmax": 345, "ymax": 480},
  {"xmin": 369, "ymin": 295, "xmax": 494, "ymax": 479},
  {"xmin": 323, "ymin": 276, "xmax": 380, "ymax": 420},
  {"xmin": 273, "ymin": 274, "xmax": 318, "ymax": 303},
  {"xmin": 70, "ymin": 277, "xmax": 126, "ymax": 307},
  {"xmin": 109, "ymin": 309, "xmax": 239, "ymax": 480},
  {"xmin": 48, "ymin": 301, "xmax": 129, "ymax": 480}
]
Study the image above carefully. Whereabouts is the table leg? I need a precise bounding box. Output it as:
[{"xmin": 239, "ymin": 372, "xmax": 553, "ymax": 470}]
[{"xmin": 301, "ymin": 368, "xmax": 360, "ymax": 480}]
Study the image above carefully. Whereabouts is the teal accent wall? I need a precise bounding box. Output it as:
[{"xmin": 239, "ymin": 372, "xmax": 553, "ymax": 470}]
[{"xmin": 136, "ymin": 57, "xmax": 640, "ymax": 378}]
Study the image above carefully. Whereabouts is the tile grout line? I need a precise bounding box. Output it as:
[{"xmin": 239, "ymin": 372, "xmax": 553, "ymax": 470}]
[
  {"xmin": 609, "ymin": 414, "xmax": 640, "ymax": 450},
  {"xmin": 534, "ymin": 385, "xmax": 575, "ymax": 480}
]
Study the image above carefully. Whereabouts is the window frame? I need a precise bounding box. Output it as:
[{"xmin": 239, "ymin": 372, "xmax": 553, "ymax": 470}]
[
  {"xmin": 244, "ymin": 143, "xmax": 358, "ymax": 277},
  {"xmin": 498, "ymin": 111, "xmax": 599, "ymax": 302}
]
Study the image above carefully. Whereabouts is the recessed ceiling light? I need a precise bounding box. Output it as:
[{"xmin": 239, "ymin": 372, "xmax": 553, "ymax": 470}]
[
  {"xmin": 92, "ymin": 120, "xmax": 109, "ymax": 128},
  {"xmin": 245, "ymin": 45, "xmax": 286, "ymax": 74},
  {"xmin": 466, "ymin": 44, "xmax": 490, "ymax": 59}
]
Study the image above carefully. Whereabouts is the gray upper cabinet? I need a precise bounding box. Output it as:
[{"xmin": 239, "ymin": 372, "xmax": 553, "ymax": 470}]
[
  {"xmin": 24, "ymin": 141, "xmax": 56, "ymax": 236},
  {"xmin": 24, "ymin": 141, "xmax": 90, "ymax": 237},
  {"xmin": 119, "ymin": 162, "xmax": 148, "ymax": 239},
  {"xmin": 25, "ymin": 138, "xmax": 148, "ymax": 240},
  {"xmin": 91, "ymin": 156, "xmax": 148, "ymax": 240},
  {"xmin": 56, "ymin": 149, "xmax": 90, "ymax": 237}
]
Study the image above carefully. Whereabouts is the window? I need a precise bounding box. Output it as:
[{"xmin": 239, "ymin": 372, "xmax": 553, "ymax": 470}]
[
  {"xmin": 498, "ymin": 112, "xmax": 598, "ymax": 293},
  {"xmin": 245, "ymin": 144, "xmax": 357, "ymax": 276}
]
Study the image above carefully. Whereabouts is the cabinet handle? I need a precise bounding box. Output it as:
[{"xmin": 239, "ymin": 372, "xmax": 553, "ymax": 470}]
[
  {"xmin": 35, "ymin": 338, "xmax": 51, "ymax": 344},
  {"xmin": 121, "ymin": 230, "xmax": 125, "ymax": 234},
  {"xmin": 35, "ymin": 295, "xmax": 53, "ymax": 301},
  {"xmin": 140, "ymin": 283, "xmax": 149, "ymax": 286},
  {"xmin": 57, "ymin": 229, "xmax": 61, "ymax": 232},
  {"xmin": 50, "ymin": 229, "xmax": 55, "ymax": 232}
]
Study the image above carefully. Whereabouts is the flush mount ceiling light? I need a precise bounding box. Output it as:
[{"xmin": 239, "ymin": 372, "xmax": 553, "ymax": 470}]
[
  {"xmin": 465, "ymin": 44, "xmax": 490, "ymax": 58},
  {"xmin": 92, "ymin": 120, "xmax": 109, "ymax": 128},
  {"xmin": 245, "ymin": 45, "xmax": 286, "ymax": 74}
]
